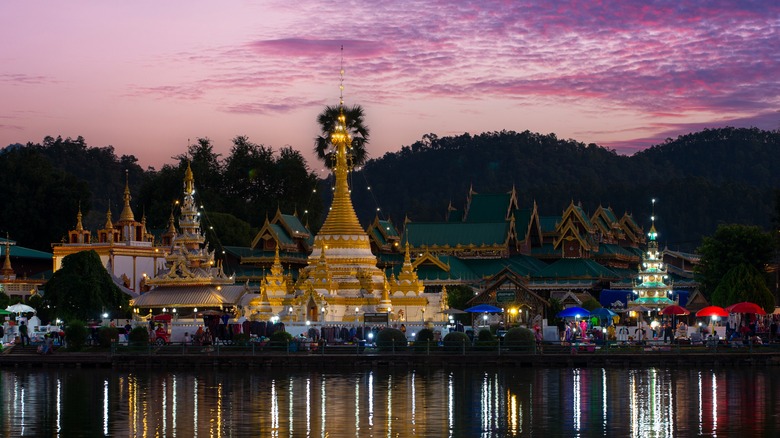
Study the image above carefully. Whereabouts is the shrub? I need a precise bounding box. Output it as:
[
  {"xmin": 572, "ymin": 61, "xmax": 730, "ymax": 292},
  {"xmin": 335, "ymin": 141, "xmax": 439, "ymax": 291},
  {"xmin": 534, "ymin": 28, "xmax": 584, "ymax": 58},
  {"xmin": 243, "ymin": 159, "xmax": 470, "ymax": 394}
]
[
  {"xmin": 414, "ymin": 328, "xmax": 435, "ymax": 351},
  {"xmin": 269, "ymin": 330, "xmax": 294, "ymax": 350},
  {"xmin": 477, "ymin": 329, "xmax": 494, "ymax": 342},
  {"xmin": 443, "ymin": 332, "xmax": 470, "ymax": 352},
  {"xmin": 504, "ymin": 327, "xmax": 535, "ymax": 352},
  {"xmin": 376, "ymin": 328, "xmax": 407, "ymax": 351},
  {"xmin": 97, "ymin": 326, "xmax": 119, "ymax": 348},
  {"xmin": 64, "ymin": 320, "xmax": 88, "ymax": 350},
  {"xmin": 129, "ymin": 326, "xmax": 150, "ymax": 345}
]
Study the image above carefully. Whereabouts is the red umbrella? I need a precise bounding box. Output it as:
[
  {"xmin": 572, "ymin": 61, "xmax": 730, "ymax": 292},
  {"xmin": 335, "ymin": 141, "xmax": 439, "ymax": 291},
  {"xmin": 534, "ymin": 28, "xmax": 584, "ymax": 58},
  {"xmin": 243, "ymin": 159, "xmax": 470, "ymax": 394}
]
[
  {"xmin": 725, "ymin": 302, "xmax": 766, "ymax": 315},
  {"xmin": 696, "ymin": 306, "xmax": 729, "ymax": 318},
  {"xmin": 659, "ymin": 305, "xmax": 690, "ymax": 316}
]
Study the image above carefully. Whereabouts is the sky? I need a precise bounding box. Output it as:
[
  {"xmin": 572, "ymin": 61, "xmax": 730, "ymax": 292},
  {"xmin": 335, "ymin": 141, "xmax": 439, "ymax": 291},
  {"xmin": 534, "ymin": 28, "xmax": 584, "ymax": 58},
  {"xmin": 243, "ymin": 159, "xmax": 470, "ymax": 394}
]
[{"xmin": 1, "ymin": 1, "xmax": 778, "ymax": 173}]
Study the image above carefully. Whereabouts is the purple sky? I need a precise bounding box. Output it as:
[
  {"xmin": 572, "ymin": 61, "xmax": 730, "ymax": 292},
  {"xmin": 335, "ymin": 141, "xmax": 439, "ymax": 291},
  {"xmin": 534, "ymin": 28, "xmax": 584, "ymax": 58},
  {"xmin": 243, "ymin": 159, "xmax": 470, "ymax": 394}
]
[{"xmin": 1, "ymin": 1, "xmax": 778, "ymax": 172}]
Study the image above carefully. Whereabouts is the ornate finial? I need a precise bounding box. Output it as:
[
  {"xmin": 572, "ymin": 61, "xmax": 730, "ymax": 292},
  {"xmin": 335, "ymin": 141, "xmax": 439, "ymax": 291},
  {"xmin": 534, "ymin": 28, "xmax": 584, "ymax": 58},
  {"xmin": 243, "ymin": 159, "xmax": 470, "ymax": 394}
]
[
  {"xmin": 119, "ymin": 169, "xmax": 135, "ymax": 222},
  {"xmin": 104, "ymin": 204, "xmax": 114, "ymax": 229},
  {"xmin": 75, "ymin": 202, "xmax": 84, "ymax": 231},
  {"xmin": 2, "ymin": 234, "xmax": 14, "ymax": 279},
  {"xmin": 648, "ymin": 199, "xmax": 658, "ymax": 241},
  {"xmin": 184, "ymin": 161, "xmax": 194, "ymax": 195},
  {"xmin": 339, "ymin": 45, "xmax": 344, "ymax": 108}
]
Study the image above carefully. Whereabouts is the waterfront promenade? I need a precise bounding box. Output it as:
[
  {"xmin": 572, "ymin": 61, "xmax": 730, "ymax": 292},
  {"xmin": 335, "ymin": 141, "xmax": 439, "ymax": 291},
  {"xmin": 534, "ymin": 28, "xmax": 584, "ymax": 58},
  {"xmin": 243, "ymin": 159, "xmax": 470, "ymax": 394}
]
[{"xmin": 2, "ymin": 341, "xmax": 780, "ymax": 369}]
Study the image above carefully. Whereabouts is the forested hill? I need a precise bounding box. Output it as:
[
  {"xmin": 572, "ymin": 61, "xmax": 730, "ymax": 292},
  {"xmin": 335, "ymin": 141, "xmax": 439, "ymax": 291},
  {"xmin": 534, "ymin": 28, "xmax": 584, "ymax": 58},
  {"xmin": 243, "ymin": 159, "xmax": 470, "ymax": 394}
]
[{"xmin": 347, "ymin": 127, "xmax": 780, "ymax": 251}]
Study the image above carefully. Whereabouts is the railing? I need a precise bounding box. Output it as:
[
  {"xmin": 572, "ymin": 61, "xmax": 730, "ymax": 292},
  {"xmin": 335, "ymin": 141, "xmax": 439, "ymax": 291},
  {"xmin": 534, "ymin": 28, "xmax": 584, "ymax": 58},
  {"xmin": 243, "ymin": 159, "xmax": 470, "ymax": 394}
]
[{"xmin": 109, "ymin": 338, "xmax": 780, "ymax": 356}]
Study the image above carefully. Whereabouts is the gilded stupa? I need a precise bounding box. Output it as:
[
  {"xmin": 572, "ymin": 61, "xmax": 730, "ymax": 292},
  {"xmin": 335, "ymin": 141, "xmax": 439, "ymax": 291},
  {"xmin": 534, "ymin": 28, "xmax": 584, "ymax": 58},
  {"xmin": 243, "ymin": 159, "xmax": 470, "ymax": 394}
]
[{"xmin": 244, "ymin": 68, "xmax": 434, "ymax": 323}]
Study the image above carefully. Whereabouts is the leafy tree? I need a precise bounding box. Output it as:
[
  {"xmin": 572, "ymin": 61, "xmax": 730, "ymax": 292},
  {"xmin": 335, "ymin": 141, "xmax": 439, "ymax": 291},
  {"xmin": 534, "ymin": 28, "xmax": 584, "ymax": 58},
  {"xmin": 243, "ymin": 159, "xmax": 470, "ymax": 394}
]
[
  {"xmin": 202, "ymin": 211, "xmax": 254, "ymax": 248},
  {"xmin": 445, "ymin": 285, "xmax": 475, "ymax": 323},
  {"xmin": 0, "ymin": 292, "xmax": 9, "ymax": 310},
  {"xmin": 0, "ymin": 146, "xmax": 90, "ymax": 250},
  {"xmin": 547, "ymin": 298, "xmax": 564, "ymax": 326},
  {"xmin": 710, "ymin": 264, "xmax": 775, "ymax": 311},
  {"xmin": 64, "ymin": 320, "xmax": 88, "ymax": 350},
  {"xmin": 43, "ymin": 250, "xmax": 130, "ymax": 321},
  {"xmin": 695, "ymin": 224, "xmax": 774, "ymax": 298},
  {"xmin": 581, "ymin": 298, "xmax": 602, "ymax": 312},
  {"xmin": 314, "ymin": 104, "xmax": 370, "ymax": 170}
]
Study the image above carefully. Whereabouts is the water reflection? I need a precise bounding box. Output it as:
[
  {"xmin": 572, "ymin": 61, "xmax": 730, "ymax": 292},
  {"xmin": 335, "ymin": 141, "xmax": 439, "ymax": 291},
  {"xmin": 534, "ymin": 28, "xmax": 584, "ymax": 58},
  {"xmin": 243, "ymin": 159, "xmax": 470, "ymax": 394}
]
[{"xmin": 0, "ymin": 367, "xmax": 778, "ymax": 436}]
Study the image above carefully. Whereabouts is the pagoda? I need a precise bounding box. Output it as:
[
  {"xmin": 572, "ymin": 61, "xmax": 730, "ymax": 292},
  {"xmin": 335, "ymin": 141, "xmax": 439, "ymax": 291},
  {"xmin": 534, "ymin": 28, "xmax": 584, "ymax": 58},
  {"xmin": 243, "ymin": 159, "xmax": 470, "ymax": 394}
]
[
  {"xmin": 132, "ymin": 162, "xmax": 247, "ymax": 313},
  {"xmin": 244, "ymin": 69, "xmax": 434, "ymax": 323},
  {"xmin": 628, "ymin": 200, "xmax": 674, "ymax": 309}
]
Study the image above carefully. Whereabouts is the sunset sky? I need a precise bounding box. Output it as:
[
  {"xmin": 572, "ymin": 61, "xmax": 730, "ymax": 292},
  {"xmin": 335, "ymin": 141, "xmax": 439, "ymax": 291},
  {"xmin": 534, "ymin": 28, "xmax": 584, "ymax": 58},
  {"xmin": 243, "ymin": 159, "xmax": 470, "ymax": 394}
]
[{"xmin": 1, "ymin": 1, "xmax": 778, "ymax": 172}]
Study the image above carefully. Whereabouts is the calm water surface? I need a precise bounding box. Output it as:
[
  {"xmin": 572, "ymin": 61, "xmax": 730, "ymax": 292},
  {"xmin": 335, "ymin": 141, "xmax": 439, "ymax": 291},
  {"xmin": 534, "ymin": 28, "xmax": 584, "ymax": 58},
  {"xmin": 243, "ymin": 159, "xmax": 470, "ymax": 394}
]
[{"xmin": 1, "ymin": 366, "xmax": 778, "ymax": 437}]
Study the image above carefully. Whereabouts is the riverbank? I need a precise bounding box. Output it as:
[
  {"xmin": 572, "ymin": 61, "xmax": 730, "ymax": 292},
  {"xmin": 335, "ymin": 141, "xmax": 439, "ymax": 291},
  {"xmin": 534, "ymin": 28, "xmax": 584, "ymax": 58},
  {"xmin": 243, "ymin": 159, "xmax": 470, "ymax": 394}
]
[{"xmin": 2, "ymin": 345, "xmax": 780, "ymax": 369}]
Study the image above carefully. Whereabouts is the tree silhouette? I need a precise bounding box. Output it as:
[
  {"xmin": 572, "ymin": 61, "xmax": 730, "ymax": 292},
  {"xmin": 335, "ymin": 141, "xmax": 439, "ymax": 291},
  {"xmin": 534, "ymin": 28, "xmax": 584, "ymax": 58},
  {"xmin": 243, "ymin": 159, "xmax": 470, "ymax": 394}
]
[{"xmin": 314, "ymin": 104, "xmax": 369, "ymax": 170}]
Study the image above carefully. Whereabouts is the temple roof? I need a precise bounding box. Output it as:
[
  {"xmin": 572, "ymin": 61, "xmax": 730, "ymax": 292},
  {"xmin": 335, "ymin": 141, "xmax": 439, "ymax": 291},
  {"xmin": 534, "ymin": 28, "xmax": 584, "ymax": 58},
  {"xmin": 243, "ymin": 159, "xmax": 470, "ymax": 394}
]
[
  {"xmin": 465, "ymin": 193, "xmax": 514, "ymax": 222},
  {"xmin": 0, "ymin": 238, "xmax": 52, "ymax": 260},
  {"xmin": 534, "ymin": 258, "xmax": 619, "ymax": 279},
  {"xmin": 131, "ymin": 284, "xmax": 247, "ymax": 308},
  {"xmin": 404, "ymin": 221, "xmax": 510, "ymax": 248}
]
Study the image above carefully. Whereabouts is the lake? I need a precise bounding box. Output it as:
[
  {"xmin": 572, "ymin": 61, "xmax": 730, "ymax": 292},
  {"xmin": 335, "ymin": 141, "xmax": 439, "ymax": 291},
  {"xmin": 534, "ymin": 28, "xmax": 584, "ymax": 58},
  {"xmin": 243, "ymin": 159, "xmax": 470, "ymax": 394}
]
[{"xmin": 1, "ymin": 366, "xmax": 778, "ymax": 436}]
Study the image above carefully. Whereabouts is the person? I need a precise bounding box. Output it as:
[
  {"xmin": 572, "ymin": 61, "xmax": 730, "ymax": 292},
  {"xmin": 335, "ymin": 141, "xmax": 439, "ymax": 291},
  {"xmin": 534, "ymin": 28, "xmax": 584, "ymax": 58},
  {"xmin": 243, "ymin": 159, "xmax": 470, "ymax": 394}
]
[
  {"xmin": 124, "ymin": 320, "xmax": 132, "ymax": 343},
  {"xmin": 400, "ymin": 324, "xmax": 407, "ymax": 335},
  {"xmin": 19, "ymin": 322, "xmax": 29, "ymax": 346},
  {"xmin": 607, "ymin": 325, "xmax": 616, "ymax": 342},
  {"xmin": 183, "ymin": 332, "xmax": 191, "ymax": 345}
]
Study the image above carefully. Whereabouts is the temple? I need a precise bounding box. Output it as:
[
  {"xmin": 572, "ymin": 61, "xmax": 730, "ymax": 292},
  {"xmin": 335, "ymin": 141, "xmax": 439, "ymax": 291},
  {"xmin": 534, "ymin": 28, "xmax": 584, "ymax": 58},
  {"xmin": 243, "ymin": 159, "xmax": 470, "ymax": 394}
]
[
  {"xmin": 130, "ymin": 162, "xmax": 247, "ymax": 313},
  {"xmin": 52, "ymin": 172, "xmax": 160, "ymax": 295}
]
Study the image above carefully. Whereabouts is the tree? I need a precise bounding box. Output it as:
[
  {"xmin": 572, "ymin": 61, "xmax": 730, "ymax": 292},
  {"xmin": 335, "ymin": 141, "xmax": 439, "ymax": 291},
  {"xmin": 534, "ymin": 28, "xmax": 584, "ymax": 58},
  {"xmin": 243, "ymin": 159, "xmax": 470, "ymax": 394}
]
[
  {"xmin": 696, "ymin": 224, "xmax": 775, "ymax": 298},
  {"xmin": 710, "ymin": 263, "xmax": 775, "ymax": 311},
  {"xmin": 314, "ymin": 104, "xmax": 369, "ymax": 170},
  {"xmin": 445, "ymin": 285, "xmax": 475, "ymax": 324},
  {"xmin": 43, "ymin": 250, "xmax": 130, "ymax": 321}
]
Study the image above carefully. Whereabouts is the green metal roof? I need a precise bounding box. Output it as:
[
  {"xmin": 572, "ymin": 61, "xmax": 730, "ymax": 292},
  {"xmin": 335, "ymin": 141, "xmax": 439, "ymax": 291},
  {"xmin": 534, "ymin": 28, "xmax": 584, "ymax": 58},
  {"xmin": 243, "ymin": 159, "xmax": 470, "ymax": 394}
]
[
  {"xmin": 603, "ymin": 208, "xmax": 618, "ymax": 223},
  {"xmin": 465, "ymin": 193, "xmax": 511, "ymax": 222},
  {"xmin": 535, "ymin": 258, "xmax": 619, "ymax": 279},
  {"xmin": 376, "ymin": 219, "xmax": 399, "ymax": 238},
  {"xmin": 572, "ymin": 205, "xmax": 594, "ymax": 229},
  {"xmin": 0, "ymin": 240, "xmax": 52, "ymax": 260},
  {"xmin": 596, "ymin": 243, "xmax": 637, "ymax": 258},
  {"xmin": 405, "ymin": 222, "xmax": 510, "ymax": 247}
]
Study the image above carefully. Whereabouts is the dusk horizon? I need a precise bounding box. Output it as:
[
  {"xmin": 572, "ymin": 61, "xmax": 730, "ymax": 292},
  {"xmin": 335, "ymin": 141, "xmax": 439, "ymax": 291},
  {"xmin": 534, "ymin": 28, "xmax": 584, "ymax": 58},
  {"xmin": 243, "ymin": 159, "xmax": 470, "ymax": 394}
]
[{"xmin": 2, "ymin": 1, "xmax": 778, "ymax": 171}]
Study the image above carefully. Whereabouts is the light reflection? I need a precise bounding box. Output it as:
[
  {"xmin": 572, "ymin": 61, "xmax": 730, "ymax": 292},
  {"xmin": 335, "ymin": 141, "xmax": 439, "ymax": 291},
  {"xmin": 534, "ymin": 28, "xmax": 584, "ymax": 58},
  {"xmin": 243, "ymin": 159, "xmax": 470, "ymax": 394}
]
[
  {"xmin": 194, "ymin": 378, "xmax": 198, "ymax": 437},
  {"xmin": 573, "ymin": 369, "xmax": 581, "ymax": 435},
  {"xmin": 387, "ymin": 375, "xmax": 393, "ymax": 435},
  {"xmin": 448, "ymin": 372, "xmax": 454, "ymax": 437},
  {"xmin": 56, "ymin": 378, "xmax": 61, "ymax": 435},
  {"xmin": 103, "ymin": 379, "xmax": 109, "ymax": 436},
  {"xmin": 306, "ymin": 378, "xmax": 311, "ymax": 437},
  {"xmin": 2, "ymin": 367, "xmax": 773, "ymax": 436},
  {"xmin": 368, "ymin": 372, "xmax": 374, "ymax": 427},
  {"xmin": 602, "ymin": 368, "xmax": 607, "ymax": 433},
  {"xmin": 321, "ymin": 379, "xmax": 326, "ymax": 438},
  {"xmin": 354, "ymin": 377, "xmax": 360, "ymax": 436},
  {"xmin": 271, "ymin": 380, "xmax": 278, "ymax": 434},
  {"xmin": 712, "ymin": 373, "xmax": 717, "ymax": 436},
  {"xmin": 162, "ymin": 379, "xmax": 167, "ymax": 434}
]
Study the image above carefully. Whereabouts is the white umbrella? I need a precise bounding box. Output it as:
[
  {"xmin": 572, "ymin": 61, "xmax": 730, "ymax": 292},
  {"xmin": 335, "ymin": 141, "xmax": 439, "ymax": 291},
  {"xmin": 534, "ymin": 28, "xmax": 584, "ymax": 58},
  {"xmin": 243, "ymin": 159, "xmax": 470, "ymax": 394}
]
[{"xmin": 6, "ymin": 303, "xmax": 35, "ymax": 314}]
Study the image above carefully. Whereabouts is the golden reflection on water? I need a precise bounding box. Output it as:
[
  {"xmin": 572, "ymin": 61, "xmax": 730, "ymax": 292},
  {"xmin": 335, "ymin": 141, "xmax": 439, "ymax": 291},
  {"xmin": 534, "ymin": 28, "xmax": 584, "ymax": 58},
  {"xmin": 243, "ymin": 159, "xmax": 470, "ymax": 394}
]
[{"xmin": 1, "ymin": 367, "xmax": 779, "ymax": 436}]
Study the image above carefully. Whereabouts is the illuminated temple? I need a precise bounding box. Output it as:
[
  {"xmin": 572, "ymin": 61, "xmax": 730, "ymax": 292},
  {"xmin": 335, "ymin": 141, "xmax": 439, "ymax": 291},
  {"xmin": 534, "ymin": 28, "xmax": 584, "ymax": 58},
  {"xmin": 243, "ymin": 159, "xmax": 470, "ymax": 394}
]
[{"xmin": 240, "ymin": 102, "xmax": 436, "ymax": 322}]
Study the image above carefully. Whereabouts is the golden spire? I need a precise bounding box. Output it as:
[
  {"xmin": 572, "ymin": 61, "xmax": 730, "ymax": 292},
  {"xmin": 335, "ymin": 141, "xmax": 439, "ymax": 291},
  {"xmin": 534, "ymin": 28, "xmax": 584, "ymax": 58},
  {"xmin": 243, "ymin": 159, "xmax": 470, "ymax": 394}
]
[
  {"xmin": 104, "ymin": 207, "xmax": 114, "ymax": 229},
  {"xmin": 184, "ymin": 161, "xmax": 194, "ymax": 196},
  {"xmin": 119, "ymin": 170, "xmax": 135, "ymax": 222},
  {"xmin": 2, "ymin": 236, "xmax": 14, "ymax": 278},
  {"xmin": 317, "ymin": 59, "xmax": 366, "ymax": 237},
  {"xmin": 75, "ymin": 203, "xmax": 84, "ymax": 232}
]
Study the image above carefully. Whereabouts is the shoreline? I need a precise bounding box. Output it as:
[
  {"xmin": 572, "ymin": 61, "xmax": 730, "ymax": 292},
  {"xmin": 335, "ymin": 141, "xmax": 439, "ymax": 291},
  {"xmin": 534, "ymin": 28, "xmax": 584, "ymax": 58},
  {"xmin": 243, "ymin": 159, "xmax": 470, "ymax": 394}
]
[{"xmin": 2, "ymin": 348, "xmax": 779, "ymax": 370}]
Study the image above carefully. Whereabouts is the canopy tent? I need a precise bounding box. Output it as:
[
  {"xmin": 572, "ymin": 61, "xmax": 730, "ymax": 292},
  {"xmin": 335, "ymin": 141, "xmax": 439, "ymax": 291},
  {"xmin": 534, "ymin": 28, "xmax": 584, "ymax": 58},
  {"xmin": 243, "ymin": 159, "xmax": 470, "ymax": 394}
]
[
  {"xmin": 726, "ymin": 302, "xmax": 766, "ymax": 315},
  {"xmin": 659, "ymin": 305, "xmax": 690, "ymax": 316},
  {"xmin": 6, "ymin": 303, "xmax": 35, "ymax": 314},
  {"xmin": 696, "ymin": 306, "xmax": 729, "ymax": 318},
  {"xmin": 464, "ymin": 304, "xmax": 503, "ymax": 313},
  {"xmin": 556, "ymin": 307, "xmax": 590, "ymax": 318}
]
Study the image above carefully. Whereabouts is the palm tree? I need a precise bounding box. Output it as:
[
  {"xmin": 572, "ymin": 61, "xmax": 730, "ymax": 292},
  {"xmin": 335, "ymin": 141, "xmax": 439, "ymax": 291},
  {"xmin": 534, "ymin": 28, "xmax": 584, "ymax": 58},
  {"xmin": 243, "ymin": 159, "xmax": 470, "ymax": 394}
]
[{"xmin": 314, "ymin": 104, "xmax": 370, "ymax": 170}]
